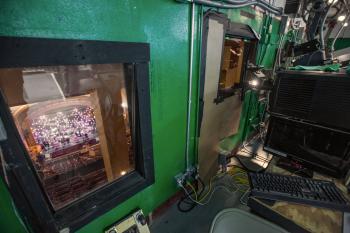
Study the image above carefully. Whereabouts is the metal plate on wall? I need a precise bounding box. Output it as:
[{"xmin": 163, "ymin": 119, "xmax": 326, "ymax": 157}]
[{"xmin": 198, "ymin": 18, "xmax": 242, "ymax": 182}]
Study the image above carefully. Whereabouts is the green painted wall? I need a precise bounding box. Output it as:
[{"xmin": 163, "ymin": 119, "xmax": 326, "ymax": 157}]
[{"xmin": 0, "ymin": 1, "xmax": 280, "ymax": 233}]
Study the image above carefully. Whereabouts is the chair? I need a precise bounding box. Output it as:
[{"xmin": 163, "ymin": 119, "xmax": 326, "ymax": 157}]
[{"xmin": 209, "ymin": 208, "xmax": 288, "ymax": 233}]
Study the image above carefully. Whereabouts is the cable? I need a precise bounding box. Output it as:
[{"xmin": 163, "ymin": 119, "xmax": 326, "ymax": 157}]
[
  {"xmin": 177, "ymin": 176, "xmax": 206, "ymax": 212},
  {"xmin": 177, "ymin": 169, "xmax": 250, "ymax": 210},
  {"xmin": 197, "ymin": 172, "xmax": 226, "ymax": 202},
  {"xmin": 177, "ymin": 178, "xmax": 205, "ymax": 212},
  {"xmin": 175, "ymin": 0, "xmax": 282, "ymax": 15},
  {"xmin": 181, "ymin": 183, "xmax": 237, "ymax": 206},
  {"xmin": 177, "ymin": 189, "xmax": 197, "ymax": 212},
  {"xmin": 181, "ymin": 176, "xmax": 249, "ymax": 206},
  {"xmin": 329, "ymin": 15, "xmax": 350, "ymax": 59},
  {"xmin": 228, "ymin": 171, "xmax": 250, "ymax": 191},
  {"xmin": 186, "ymin": 182, "xmax": 198, "ymax": 201},
  {"xmin": 239, "ymin": 189, "xmax": 251, "ymax": 205},
  {"xmin": 320, "ymin": 0, "xmax": 337, "ymax": 60}
]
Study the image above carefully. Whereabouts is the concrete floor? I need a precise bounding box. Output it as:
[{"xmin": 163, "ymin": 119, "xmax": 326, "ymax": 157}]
[
  {"xmin": 150, "ymin": 139, "xmax": 270, "ymax": 233},
  {"xmin": 149, "ymin": 175, "xmax": 250, "ymax": 233}
]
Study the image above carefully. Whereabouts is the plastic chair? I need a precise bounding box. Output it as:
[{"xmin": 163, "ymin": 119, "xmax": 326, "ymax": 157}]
[{"xmin": 209, "ymin": 208, "xmax": 289, "ymax": 233}]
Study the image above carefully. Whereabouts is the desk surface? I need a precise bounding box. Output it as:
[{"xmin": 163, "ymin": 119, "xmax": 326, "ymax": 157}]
[
  {"xmin": 251, "ymin": 197, "xmax": 343, "ymax": 233},
  {"xmin": 250, "ymin": 159, "xmax": 348, "ymax": 233}
]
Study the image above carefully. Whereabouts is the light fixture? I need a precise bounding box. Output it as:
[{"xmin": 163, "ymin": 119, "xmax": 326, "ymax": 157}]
[
  {"xmin": 338, "ymin": 15, "xmax": 346, "ymax": 22},
  {"xmin": 344, "ymin": 22, "xmax": 348, "ymax": 27},
  {"xmin": 120, "ymin": 171, "xmax": 127, "ymax": 176},
  {"xmin": 248, "ymin": 78, "xmax": 260, "ymax": 88},
  {"xmin": 248, "ymin": 77, "xmax": 263, "ymax": 91},
  {"xmin": 328, "ymin": 0, "xmax": 338, "ymax": 4},
  {"xmin": 121, "ymin": 102, "xmax": 128, "ymax": 108},
  {"xmin": 247, "ymin": 76, "xmax": 273, "ymax": 91}
]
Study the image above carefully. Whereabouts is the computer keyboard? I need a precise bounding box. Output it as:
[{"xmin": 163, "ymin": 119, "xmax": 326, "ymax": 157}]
[{"xmin": 248, "ymin": 172, "xmax": 350, "ymax": 212}]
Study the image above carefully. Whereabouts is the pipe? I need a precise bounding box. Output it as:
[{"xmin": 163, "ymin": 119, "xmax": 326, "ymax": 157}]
[
  {"xmin": 192, "ymin": 0, "xmax": 254, "ymax": 8},
  {"xmin": 221, "ymin": 0, "xmax": 250, "ymax": 3},
  {"xmin": 194, "ymin": 5, "xmax": 204, "ymax": 165},
  {"xmin": 176, "ymin": 0, "xmax": 282, "ymax": 15},
  {"xmin": 320, "ymin": 0, "xmax": 336, "ymax": 60},
  {"xmin": 330, "ymin": 16, "xmax": 349, "ymax": 60},
  {"xmin": 185, "ymin": 1, "xmax": 196, "ymax": 171},
  {"xmin": 223, "ymin": 0, "xmax": 282, "ymax": 13},
  {"xmin": 215, "ymin": 0, "xmax": 282, "ymax": 14}
]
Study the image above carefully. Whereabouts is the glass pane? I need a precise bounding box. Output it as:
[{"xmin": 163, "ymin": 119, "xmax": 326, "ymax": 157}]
[{"xmin": 0, "ymin": 64, "xmax": 136, "ymax": 210}]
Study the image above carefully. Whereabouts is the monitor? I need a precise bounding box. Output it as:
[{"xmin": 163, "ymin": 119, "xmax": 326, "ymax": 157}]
[
  {"xmin": 264, "ymin": 116, "xmax": 350, "ymax": 178},
  {"xmin": 270, "ymin": 70, "xmax": 350, "ymax": 131}
]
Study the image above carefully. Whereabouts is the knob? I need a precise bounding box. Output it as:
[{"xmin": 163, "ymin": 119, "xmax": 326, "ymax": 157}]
[{"xmin": 137, "ymin": 214, "xmax": 147, "ymax": 225}]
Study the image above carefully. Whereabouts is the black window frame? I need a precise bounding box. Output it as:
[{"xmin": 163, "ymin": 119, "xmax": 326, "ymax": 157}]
[{"xmin": 0, "ymin": 36, "xmax": 154, "ymax": 233}]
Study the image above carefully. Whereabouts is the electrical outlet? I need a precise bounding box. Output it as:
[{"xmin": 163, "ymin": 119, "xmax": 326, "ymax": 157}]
[
  {"xmin": 174, "ymin": 173, "xmax": 185, "ymax": 187},
  {"xmin": 174, "ymin": 166, "xmax": 197, "ymax": 187},
  {"xmin": 186, "ymin": 166, "xmax": 197, "ymax": 177}
]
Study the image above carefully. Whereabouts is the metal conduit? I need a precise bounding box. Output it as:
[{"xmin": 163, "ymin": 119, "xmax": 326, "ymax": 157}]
[
  {"xmin": 196, "ymin": 0, "xmax": 280, "ymax": 14},
  {"xmin": 222, "ymin": 0, "xmax": 282, "ymax": 13},
  {"xmin": 330, "ymin": 16, "xmax": 350, "ymax": 60},
  {"xmin": 185, "ymin": 1, "xmax": 196, "ymax": 171},
  {"xmin": 320, "ymin": 0, "xmax": 336, "ymax": 60},
  {"xmin": 176, "ymin": 0, "xmax": 282, "ymax": 15}
]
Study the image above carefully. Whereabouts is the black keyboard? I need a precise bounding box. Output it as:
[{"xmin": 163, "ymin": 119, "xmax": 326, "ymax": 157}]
[{"xmin": 248, "ymin": 172, "xmax": 350, "ymax": 212}]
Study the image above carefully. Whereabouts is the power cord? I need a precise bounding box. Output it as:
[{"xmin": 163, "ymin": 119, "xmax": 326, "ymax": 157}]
[
  {"xmin": 177, "ymin": 176, "xmax": 205, "ymax": 212},
  {"xmin": 177, "ymin": 168, "xmax": 250, "ymax": 211},
  {"xmin": 239, "ymin": 189, "xmax": 251, "ymax": 205}
]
